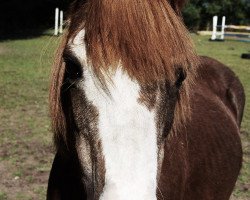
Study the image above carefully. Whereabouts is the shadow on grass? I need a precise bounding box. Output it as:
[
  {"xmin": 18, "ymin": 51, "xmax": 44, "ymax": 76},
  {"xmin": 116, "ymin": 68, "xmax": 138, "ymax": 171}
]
[
  {"xmin": 0, "ymin": 28, "xmax": 62, "ymax": 42},
  {"xmin": 0, "ymin": 0, "xmax": 71, "ymax": 41},
  {"xmin": 0, "ymin": 29, "xmax": 55, "ymax": 41}
]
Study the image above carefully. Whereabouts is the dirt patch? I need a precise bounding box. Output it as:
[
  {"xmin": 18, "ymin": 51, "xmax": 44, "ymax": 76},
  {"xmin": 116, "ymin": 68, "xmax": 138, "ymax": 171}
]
[
  {"xmin": 0, "ymin": 104, "xmax": 54, "ymax": 200},
  {"xmin": 0, "ymin": 45, "xmax": 8, "ymax": 55},
  {"xmin": 0, "ymin": 139, "xmax": 54, "ymax": 200}
]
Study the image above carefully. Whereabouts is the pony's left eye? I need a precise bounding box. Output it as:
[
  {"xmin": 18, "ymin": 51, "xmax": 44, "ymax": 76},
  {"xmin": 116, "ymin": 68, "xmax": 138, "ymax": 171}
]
[{"xmin": 175, "ymin": 68, "xmax": 186, "ymax": 88}]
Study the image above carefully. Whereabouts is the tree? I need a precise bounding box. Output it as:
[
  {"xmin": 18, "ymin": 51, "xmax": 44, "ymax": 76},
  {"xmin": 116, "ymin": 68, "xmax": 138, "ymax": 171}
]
[
  {"xmin": 182, "ymin": 0, "xmax": 250, "ymax": 31},
  {"xmin": 182, "ymin": 3, "xmax": 201, "ymax": 31},
  {"xmin": 0, "ymin": 0, "xmax": 72, "ymax": 40}
]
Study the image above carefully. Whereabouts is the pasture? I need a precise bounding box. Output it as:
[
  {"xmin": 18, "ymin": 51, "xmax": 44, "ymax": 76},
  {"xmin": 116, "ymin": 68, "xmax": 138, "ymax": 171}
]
[{"xmin": 0, "ymin": 35, "xmax": 249, "ymax": 199}]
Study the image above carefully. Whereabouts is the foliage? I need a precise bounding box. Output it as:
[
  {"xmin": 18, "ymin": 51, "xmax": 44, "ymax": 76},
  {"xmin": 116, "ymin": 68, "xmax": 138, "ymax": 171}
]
[
  {"xmin": 182, "ymin": 3, "xmax": 201, "ymax": 31},
  {"xmin": 0, "ymin": 0, "xmax": 72, "ymax": 39},
  {"xmin": 1, "ymin": 1, "xmax": 249, "ymax": 38},
  {"xmin": 183, "ymin": 0, "xmax": 250, "ymax": 31}
]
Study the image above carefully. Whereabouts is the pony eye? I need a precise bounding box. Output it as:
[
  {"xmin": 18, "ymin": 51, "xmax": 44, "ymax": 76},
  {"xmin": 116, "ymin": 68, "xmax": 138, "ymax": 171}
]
[
  {"xmin": 63, "ymin": 56, "xmax": 83, "ymax": 80},
  {"xmin": 175, "ymin": 68, "xmax": 186, "ymax": 88},
  {"xmin": 64, "ymin": 60, "xmax": 82, "ymax": 80}
]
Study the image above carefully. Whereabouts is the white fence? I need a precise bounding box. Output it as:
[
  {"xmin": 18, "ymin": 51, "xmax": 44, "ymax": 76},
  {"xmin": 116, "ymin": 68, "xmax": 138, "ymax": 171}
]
[
  {"xmin": 211, "ymin": 16, "xmax": 226, "ymax": 41},
  {"xmin": 211, "ymin": 16, "xmax": 250, "ymax": 42},
  {"xmin": 54, "ymin": 8, "xmax": 64, "ymax": 36}
]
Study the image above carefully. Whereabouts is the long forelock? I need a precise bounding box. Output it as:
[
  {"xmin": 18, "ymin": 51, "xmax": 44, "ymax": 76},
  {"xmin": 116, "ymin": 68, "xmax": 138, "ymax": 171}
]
[
  {"xmin": 88, "ymin": 0, "xmax": 197, "ymax": 81},
  {"xmin": 67, "ymin": 0, "xmax": 198, "ymax": 80},
  {"xmin": 50, "ymin": 0, "xmax": 199, "ymax": 149}
]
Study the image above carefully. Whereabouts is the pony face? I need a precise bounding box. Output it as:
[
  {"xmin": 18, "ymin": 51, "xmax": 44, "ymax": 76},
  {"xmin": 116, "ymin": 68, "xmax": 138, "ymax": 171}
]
[
  {"xmin": 58, "ymin": 30, "xmax": 186, "ymax": 199},
  {"xmin": 49, "ymin": 0, "xmax": 198, "ymax": 199}
]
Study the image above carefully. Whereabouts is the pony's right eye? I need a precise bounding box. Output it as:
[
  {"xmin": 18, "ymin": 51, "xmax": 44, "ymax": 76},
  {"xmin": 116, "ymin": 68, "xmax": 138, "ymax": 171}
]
[
  {"xmin": 63, "ymin": 48, "xmax": 83, "ymax": 81},
  {"xmin": 64, "ymin": 58, "xmax": 83, "ymax": 80}
]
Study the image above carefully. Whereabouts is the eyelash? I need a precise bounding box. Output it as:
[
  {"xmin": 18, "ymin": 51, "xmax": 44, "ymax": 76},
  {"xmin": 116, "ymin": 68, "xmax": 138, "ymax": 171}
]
[{"xmin": 64, "ymin": 57, "xmax": 83, "ymax": 81}]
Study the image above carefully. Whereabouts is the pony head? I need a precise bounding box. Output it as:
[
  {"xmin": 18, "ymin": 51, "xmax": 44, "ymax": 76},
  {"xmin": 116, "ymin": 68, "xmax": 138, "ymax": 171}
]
[{"xmin": 49, "ymin": 0, "xmax": 199, "ymax": 199}]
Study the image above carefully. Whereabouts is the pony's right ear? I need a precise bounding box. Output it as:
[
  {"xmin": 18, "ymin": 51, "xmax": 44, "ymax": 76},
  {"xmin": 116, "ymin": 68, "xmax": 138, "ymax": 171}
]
[{"xmin": 169, "ymin": 0, "xmax": 187, "ymax": 15}]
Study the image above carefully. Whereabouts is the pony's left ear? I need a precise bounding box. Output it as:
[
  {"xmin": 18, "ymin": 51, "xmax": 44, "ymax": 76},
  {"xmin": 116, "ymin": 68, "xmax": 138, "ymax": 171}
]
[{"xmin": 169, "ymin": 0, "xmax": 187, "ymax": 15}]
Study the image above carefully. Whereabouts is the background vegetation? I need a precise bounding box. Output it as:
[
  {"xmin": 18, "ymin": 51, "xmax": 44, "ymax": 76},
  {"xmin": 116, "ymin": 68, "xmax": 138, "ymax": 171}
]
[
  {"xmin": 0, "ymin": 0, "xmax": 71, "ymax": 39},
  {"xmin": 1, "ymin": 0, "xmax": 249, "ymax": 39},
  {"xmin": 183, "ymin": 0, "xmax": 250, "ymax": 31}
]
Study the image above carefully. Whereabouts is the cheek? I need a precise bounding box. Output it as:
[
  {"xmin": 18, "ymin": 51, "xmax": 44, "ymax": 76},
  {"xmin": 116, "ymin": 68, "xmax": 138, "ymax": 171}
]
[
  {"xmin": 76, "ymin": 135, "xmax": 93, "ymax": 177},
  {"xmin": 71, "ymin": 89, "xmax": 106, "ymax": 196},
  {"xmin": 156, "ymin": 142, "xmax": 165, "ymax": 181},
  {"xmin": 70, "ymin": 88, "xmax": 99, "ymax": 181}
]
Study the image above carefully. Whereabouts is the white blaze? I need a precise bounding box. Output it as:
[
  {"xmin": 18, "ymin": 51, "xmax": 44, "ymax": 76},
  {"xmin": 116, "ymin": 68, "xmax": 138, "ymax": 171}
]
[{"xmin": 71, "ymin": 30, "xmax": 158, "ymax": 200}]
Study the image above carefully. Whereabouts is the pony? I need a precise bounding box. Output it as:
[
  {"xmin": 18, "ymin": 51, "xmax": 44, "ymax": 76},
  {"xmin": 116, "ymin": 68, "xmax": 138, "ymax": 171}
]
[{"xmin": 47, "ymin": 0, "xmax": 245, "ymax": 199}]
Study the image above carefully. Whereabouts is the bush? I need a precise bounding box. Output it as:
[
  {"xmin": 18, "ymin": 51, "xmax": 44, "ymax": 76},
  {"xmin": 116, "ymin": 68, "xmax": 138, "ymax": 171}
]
[
  {"xmin": 182, "ymin": 0, "xmax": 250, "ymax": 31},
  {"xmin": 182, "ymin": 4, "xmax": 201, "ymax": 32}
]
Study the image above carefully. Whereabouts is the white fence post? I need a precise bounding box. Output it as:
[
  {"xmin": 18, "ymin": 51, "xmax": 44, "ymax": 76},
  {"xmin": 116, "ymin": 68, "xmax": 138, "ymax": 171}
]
[
  {"xmin": 59, "ymin": 11, "xmax": 64, "ymax": 34},
  {"xmin": 54, "ymin": 8, "xmax": 59, "ymax": 36},
  {"xmin": 221, "ymin": 16, "xmax": 226, "ymax": 40},
  {"xmin": 211, "ymin": 16, "xmax": 218, "ymax": 40}
]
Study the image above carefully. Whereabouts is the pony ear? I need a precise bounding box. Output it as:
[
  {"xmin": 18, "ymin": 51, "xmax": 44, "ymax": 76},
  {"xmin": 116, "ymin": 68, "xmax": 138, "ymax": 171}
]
[{"xmin": 169, "ymin": 0, "xmax": 187, "ymax": 15}]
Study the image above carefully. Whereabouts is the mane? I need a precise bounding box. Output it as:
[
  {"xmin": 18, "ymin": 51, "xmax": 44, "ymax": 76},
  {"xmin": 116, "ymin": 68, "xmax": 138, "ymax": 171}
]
[{"xmin": 50, "ymin": 0, "xmax": 200, "ymax": 149}]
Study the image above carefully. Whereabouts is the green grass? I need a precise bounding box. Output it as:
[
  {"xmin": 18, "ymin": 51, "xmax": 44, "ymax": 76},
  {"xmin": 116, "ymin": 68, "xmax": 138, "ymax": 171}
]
[
  {"xmin": 0, "ymin": 35, "xmax": 249, "ymax": 199},
  {"xmin": 0, "ymin": 36, "xmax": 59, "ymax": 199},
  {"xmin": 0, "ymin": 192, "xmax": 7, "ymax": 200}
]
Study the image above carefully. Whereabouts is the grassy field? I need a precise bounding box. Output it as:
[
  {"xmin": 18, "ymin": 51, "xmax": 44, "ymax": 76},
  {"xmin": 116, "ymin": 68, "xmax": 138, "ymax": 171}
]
[
  {"xmin": 0, "ymin": 34, "xmax": 249, "ymax": 199},
  {"xmin": 0, "ymin": 36, "xmax": 59, "ymax": 200}
]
